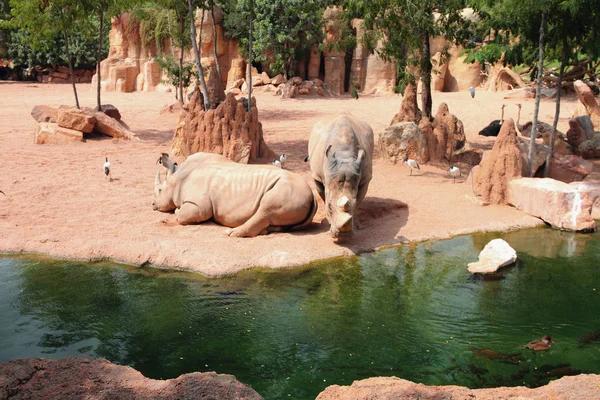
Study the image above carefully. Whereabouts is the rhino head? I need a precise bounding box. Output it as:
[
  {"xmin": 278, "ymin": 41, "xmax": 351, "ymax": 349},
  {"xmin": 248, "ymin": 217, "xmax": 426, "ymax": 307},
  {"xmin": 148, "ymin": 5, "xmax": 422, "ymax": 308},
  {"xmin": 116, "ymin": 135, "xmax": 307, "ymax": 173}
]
[
  {"xmin": 152, "ymin": 170, "xmax": 176, "ymax": 212},
  {"xmin": 323, "ymin": 146, "xmax": 365, "ymax": 238}
]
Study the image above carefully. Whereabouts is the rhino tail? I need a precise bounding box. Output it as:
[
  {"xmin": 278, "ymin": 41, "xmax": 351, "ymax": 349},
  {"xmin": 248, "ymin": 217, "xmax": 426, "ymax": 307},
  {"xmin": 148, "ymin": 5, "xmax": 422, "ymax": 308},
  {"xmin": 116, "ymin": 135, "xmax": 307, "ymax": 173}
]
[{"xmin": 290, "ymin": 192, "xmax": 318, "ymax": 232}]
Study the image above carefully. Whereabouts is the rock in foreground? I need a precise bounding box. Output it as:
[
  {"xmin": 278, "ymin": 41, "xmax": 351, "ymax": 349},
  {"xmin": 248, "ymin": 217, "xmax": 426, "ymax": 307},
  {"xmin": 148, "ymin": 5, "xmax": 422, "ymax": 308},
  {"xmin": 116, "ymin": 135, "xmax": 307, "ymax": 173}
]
[
  {"xmin": 0, "ymin": 357, "xmax": 263, "ymax": 400},
  {"xmin": 468, "ymin": 238, "xmax": 517, "ymax": 274},
  {"xmin": 316, "ymin": 375, "xmax": 600, "ymax": 400},
  {"xmin": 508, "ymin": 178, "xmax": 596, "ymax": 232}
]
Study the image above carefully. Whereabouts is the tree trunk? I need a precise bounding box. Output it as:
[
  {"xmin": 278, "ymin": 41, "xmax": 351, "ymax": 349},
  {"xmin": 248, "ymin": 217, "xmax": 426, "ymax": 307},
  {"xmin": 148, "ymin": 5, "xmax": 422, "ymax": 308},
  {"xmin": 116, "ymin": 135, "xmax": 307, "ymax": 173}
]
[
  {"xmin": 96, "ymin": 6, "xmax": 104, "ymax": 111},
  {"xmin": 528, "ymin": 12, "xmax": 546, "ymax": 177},
  {"xmin": 178, "ymin": 16, "xmax": 185, "ymax": 105},
  {"xmin": 63, "ymin": 30, "xmax": 80, "ymax": 109},
  {"xmin": 420, "ymin": 30, "xmax": 432, "ymax": 119},
  {"xmin": 211, "ymin": 3, "xmax": 222, "ymax": 79},
  {"xmin": 187, "ymin": 0, "xmax": 211, "ymax": 110},
  {"xmin": 543, "ymin": 34, "xmax": 568, "ymax": 177},
  {"xmin": 247, "ymin": 0, "xmax": 253, "ymax": 112}
]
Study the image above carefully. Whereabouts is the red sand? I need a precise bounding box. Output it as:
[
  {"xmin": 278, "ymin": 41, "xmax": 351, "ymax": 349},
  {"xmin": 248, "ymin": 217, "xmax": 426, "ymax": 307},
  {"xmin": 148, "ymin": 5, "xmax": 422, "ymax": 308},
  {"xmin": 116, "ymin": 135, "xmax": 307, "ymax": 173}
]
[{"xmin": 2, "ymin": 82, "xmax": 580, "ymax": 276}]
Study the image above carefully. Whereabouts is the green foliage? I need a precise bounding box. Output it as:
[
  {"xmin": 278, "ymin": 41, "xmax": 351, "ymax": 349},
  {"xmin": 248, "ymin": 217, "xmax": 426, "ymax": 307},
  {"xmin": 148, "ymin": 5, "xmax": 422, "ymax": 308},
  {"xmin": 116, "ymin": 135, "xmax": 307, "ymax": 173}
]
[
  {"xmin": 7, "ymin": 16, "xmax": 107, "ymax": 69},
  {"xmin": 156, "ymin": 54, "xmax": 194, "ymax": 88},
  {"xmin": 223, "ymin": 0, "xmax": 327, "ymax": 77}
]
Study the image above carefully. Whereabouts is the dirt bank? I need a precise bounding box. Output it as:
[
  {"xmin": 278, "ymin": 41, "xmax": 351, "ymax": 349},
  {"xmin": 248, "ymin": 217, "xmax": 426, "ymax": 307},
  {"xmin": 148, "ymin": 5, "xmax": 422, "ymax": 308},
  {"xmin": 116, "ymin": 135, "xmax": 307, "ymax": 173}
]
[{"xmin": 1, "ymin": 82, "xmax": 577, "ymax": 276}]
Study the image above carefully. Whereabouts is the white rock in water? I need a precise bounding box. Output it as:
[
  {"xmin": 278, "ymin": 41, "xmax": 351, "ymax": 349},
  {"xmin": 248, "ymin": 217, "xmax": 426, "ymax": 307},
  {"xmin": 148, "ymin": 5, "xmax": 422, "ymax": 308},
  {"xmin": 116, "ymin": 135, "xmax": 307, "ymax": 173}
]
[{"xmin": 468, "ymin": 238, "xmax": 517, "ymax": 274}]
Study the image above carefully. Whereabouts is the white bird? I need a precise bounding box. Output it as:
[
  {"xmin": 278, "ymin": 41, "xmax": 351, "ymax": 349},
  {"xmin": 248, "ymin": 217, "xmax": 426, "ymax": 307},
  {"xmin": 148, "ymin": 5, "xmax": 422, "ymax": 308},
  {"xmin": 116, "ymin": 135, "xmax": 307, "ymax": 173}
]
[
  {"xmin": 272, "ymin": 159, "xmax": 282, "ymax": 168},
  {"xmin": 403, "ymin": 156, "xmax": 420, "ymax": 176},
  {"xmin": 104, "ymin": 157, "xmax": 111, "ymax": 180},
  {"xmin": 279, "ymin": 154, "xmax": 287, "ymax": 169},
  {"xmin": 448, "ymin": 165, "xmax": 461, "ymax": 183},
  {"xmin": 469, "ymin": 86, "xmax": 475, "ymax": 98}
]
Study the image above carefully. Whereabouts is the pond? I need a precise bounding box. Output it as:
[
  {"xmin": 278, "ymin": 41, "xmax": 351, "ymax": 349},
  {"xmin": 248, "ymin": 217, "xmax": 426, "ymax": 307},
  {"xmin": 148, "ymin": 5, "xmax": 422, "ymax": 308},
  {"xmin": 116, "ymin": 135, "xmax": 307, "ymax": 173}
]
[{"xmin": 1, "ymin": 228, "xmax": 599, "ymax": 399}]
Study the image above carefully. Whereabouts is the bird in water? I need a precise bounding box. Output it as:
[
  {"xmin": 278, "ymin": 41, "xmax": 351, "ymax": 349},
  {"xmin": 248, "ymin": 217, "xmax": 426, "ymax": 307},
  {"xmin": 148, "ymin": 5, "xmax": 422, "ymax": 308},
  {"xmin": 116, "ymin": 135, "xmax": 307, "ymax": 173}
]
[
  {"xmin": 523, "ymin": 335, "xmax": 555, "ymax": 352},
  {"xmin": 104, "ymin": 157, "xmax": 111, "ymax": 180},
  {"xmin": 469, "ymin": 86, "xmax": 475, "ymax": 98},
  {"xmin": 478, "ymin": 104, "xmax": 505, "ymax": 137},
  {"xmin": 448, "ymin": 165, "xmax": 461, "ymax": 183},
  {"xmin": 403, "ymin": 156, "xmax": 420, "ymax": 176}
]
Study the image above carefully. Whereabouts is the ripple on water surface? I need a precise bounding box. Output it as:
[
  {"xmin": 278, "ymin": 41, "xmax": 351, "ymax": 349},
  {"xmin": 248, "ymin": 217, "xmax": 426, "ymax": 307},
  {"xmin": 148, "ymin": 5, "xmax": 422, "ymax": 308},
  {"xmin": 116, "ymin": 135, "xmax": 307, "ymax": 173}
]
[{"xmin": 0, "ymin": 228, "xmax": 599, "ymax": 399}]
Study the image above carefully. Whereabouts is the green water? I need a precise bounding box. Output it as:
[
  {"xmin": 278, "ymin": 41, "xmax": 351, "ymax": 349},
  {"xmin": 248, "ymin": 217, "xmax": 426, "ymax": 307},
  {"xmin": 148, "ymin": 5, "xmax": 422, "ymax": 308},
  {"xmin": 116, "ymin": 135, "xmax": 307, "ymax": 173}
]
[{"xmin": 1, "ymin": 228, "xmax": 599, "ymax": 399}]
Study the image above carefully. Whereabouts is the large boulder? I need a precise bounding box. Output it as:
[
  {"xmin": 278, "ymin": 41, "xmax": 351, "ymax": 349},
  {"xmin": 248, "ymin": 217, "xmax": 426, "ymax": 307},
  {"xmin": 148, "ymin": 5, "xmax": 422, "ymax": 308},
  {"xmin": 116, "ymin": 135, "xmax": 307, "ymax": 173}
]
[
  {"xmin": 57, "ymin": 107, "xmax": 96, "ymax": 133},
  {"xmin": 508, "ymin": 178, "xmax": 596, "ymax": 232},
  {"xmin": 35, "ymin": 122, "xmax": 84, "ymax": 144},
  {"xmin": 516, "ymin": 136, "xmax": 548, "ymax": 177},
  {"xmin": 474, "ymin": 119, "xmax": 522, "ymax": 205},
  {"xmin": 467, "ymin": 238, "xmax": 517, "ymax": 274},
  {"xmin": 578, "ymin": 134, "xmax": 600, "ymax": 159},
  {"xmin": 93, "ymin": 111, "xmax": 135, "ymax": 139},
  {"xmin": 0, "ymin": 357, "xmax": 264, "ymax": 400},
  {"xmin": 31, "ymin": 105, "xmax": 58, "ymax": 123},
  {"xmin": 100, "ymin": 104, "xmax": 121, "ymax": 121},
  {"xmin": 171, "ymin": 91, "xmax": 275, "ymax": 163},
  {"xmin": 567, "ymin": 116, "xmax": 595, "ymax": 151},
  {"xmin": 570, "ymin": 180, "xmax": 600, "ymax": 221},
  {"xmin": 316, "ymin": 375, "xmax": 600, "ymax": 400},
  {"xmin": 548, "ymin": 154, "xmax": 593, "ymax": 183},
  {"xmin": 390, "ymin": 83, "xmax": 421, "ymax": 124},
  {"xmin": 379, "ymin": 122, "xmax": 428, "ymax": 164},
  {"xmin": 573, "ymin": 80, "xmax": 600, "ymax": 128}
]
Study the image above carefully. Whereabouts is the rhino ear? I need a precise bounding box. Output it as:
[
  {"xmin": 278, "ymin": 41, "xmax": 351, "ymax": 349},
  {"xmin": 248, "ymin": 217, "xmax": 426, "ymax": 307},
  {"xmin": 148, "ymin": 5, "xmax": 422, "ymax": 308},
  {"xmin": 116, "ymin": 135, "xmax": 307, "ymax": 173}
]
[
  {"xmin": 355, "ymin": 148, "xmax": 365, "ymax": 166},
  {"xmin": 155, "ymin": 170, "xmax": 162, "ymax": 188},
  {"xmin": 326, "ymin": 145, "xmax": 334, "ymax": 160}
]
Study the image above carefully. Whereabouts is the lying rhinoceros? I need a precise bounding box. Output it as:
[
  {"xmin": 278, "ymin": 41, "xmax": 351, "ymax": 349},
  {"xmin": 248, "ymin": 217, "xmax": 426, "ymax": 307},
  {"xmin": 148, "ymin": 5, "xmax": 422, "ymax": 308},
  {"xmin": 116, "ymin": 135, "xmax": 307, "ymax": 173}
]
[
  {"xmin": 307, "ymin": 115, "xmax": 374, "ymax": 237},
  {"xmin": 152, "ymin": 152, "xmax": 317, "ymax": 237}
]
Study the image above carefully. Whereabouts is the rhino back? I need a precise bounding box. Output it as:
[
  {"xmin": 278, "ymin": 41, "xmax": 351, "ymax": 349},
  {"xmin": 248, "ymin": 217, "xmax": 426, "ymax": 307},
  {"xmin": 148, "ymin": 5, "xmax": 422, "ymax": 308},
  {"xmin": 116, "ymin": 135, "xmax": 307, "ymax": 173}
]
[{"xmin": 177, "ymin": 164, "xmax": 298, "ymax": 227}]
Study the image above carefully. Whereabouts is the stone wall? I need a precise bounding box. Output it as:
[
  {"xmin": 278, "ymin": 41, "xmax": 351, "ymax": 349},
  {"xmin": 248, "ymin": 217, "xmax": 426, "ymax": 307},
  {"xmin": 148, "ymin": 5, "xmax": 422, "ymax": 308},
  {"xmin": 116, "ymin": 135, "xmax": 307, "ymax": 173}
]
[{"xmin": 97, "ymin": 8, "xmax": 481, "ymax": 96}]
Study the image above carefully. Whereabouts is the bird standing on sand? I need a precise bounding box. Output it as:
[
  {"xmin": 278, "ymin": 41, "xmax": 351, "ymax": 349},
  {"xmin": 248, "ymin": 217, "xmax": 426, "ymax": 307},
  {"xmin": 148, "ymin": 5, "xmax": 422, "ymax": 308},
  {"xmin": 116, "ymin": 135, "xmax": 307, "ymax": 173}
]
[
  {"xmin": 448, "ymin": 165, "xmax": 461, "ymax": 183},
  {"xmin": 469, "ymin": 86, "xmax": 475, "ymax": 98},
  {"xmin": 104, "ymin": 157, "xmax": 111, "ymax": 180},
  {"xmin": 272, "ymin": 159, "xmax": 282, "ymax": 168},
  {"xmin": 523, "ymin": 335, "xmax": 555, "ymax": 352},
  {"xmin": 403, "ymin": 156, "xmax": 420, "ymax": 176},
  {"xmin": 478, "ymin": 104, "xmax": 505, "ymax": 137},
  {"xmin": 279, "ymin": 154, "xmax": 287, "ymax": 169}
]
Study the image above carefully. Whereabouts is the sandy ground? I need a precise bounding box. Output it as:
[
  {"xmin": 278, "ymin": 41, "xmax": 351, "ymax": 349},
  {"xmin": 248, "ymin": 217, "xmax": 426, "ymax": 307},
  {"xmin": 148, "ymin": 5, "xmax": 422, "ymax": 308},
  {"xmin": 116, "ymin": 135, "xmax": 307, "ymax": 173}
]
[{"xmin": 1, "ymin": 82, "xmax": 583, "ymax": 276}]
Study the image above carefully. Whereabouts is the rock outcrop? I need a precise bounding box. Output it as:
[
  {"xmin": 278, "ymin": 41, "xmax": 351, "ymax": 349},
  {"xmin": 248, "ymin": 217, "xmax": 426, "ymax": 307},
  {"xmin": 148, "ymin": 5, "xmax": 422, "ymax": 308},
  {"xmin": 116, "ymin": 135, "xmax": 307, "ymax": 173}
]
[
  {"xmin": 171, "ymin": 91, "xmax": 275, "ymax": 163},
  {"xmin": 31, "ymin": 105, "xmax": 58, "ymax": 123},
  {"xmin": 35, "ymin": 122, "xmax": 84, "ymax": 144},
  {"xmin": 32, "ymin": 105, "xmax": 134, "ymax": 143},
  {"xmin": 474, "ymin": 119, "xmax": 522, "ymax": 204},
  {"xmin": 547, "ymin": 154, "xmax": 593, "ymax": 183},
  {"xmin": 572, "ymin": 80, "xmax": 600, "ymax": 128},
  {"xmin": 485, "ymin": 66, "xmax": 526, "ymax": 92},
  {"xmin": 467, "ymin": 238, "xmax": 517, "ymax": 274},
  {"xmin": 390, "ymin": 83, "xmax": 421, "ymax": 124},
  {"xmin": 316, "ymin": 375, "xmax": 600, "ymax": 400},
  {"xmin": 508, "ymin": 178, "xmax": 597, "ymax": 232},
  {"xmin": 379, "ymin": 122, "xmax": 427, "ymax": 164},
  {"xmin": 0, "ymin": 357, "xmax": 263, "ymax": 400},
  {"xmin": 432, "ymin": 102, "xmax": 466, "ymax": 159}
]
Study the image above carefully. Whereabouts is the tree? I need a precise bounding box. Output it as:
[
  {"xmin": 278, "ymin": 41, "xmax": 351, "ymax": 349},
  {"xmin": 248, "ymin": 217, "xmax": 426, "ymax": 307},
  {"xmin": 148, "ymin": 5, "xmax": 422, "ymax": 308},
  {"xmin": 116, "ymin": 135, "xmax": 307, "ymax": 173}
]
[
  {"xmin": 187, "ymin": 0, "xmax": 211, "ymax": 109},
  {"xmin": 7, "ymin": 0, "xmax": 88, "ymax": 108},
  {"xmin": 223, "ymin": 0, "xmax": 326, "ymax": 78},
  {"xmin": 342, "ymin": 0, "xmax": 472, "ymax": 119}
]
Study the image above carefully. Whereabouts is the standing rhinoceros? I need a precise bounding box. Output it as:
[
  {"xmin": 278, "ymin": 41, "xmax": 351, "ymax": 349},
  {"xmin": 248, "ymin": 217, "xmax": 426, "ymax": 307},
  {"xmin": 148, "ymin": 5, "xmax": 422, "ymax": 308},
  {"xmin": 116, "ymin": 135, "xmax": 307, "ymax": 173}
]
[
  {"xmin": 152, "ymin": 152, "xmax": 317, "ymax": 237},
  {"xmin": 308, "ymin": 115, "xmax": 374, "ymax": 238}
]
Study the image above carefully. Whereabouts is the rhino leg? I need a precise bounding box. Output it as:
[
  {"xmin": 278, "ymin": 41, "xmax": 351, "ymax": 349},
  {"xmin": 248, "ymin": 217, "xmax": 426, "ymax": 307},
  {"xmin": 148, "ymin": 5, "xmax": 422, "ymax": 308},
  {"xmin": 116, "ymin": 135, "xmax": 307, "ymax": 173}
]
[
  {"xmin": 354, "ymin": 181, "xmax": 370, "ymax": 230},
  {"xmin": 224, "ymin": 211, "xmax": 271, "ymax": 238},
  {"xmin": 176, "ymin": 201, "xmax": 213, "ymax": 225}
]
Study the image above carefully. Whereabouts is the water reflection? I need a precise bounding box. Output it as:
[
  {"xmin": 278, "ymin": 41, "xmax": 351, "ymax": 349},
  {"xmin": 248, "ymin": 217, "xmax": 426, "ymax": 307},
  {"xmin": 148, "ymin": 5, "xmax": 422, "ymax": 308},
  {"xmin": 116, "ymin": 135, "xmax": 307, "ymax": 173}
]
[{"xmin": 0, "ymin": 228, "xmax": 599, "ymax": 400}]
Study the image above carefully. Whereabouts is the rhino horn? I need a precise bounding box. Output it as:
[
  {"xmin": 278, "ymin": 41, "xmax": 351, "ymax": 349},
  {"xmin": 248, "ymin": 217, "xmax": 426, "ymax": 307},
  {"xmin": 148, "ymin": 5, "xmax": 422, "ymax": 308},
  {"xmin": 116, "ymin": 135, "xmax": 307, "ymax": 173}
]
[
  {"xmin": 337, "ymin": 195, "xmax": 351, "ymax": 212},
  {"xmin": 355, "ymin": 148, "xmax": 365, "ymax": 166},
  {"xmin": 155, "ymin": 170, "xmax": 162, "ymax": 187}
]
